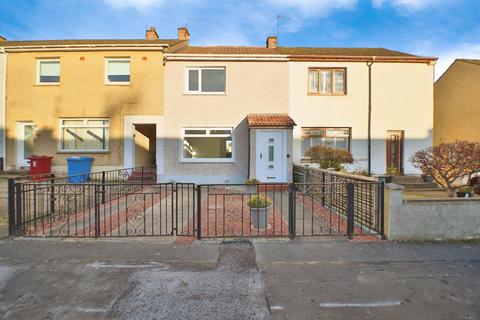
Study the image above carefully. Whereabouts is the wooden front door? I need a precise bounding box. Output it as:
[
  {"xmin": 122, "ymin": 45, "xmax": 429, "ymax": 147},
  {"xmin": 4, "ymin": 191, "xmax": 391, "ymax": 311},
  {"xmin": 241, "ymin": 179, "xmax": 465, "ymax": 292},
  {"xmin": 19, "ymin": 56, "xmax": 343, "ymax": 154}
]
[{"xmin": 386, "ymin": 130, "xmax": 404, "ymax": 175}]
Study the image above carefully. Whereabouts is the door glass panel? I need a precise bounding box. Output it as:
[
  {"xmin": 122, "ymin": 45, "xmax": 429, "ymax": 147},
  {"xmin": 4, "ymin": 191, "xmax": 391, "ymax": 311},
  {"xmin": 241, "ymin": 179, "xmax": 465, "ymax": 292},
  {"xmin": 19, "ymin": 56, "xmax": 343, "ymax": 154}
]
[
  {"xmin": 268, "ymin": 145, "xmax": 274, "ymax": 161},
  {"xmin": 24, "ymin": 125, "xmax": 34, "ymax": 159}
]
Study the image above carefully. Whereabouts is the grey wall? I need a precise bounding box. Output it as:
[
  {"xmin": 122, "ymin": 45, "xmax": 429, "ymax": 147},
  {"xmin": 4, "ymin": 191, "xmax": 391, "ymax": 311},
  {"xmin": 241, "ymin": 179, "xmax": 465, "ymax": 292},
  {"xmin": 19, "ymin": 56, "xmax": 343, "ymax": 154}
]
[{"xmin": 385, "ymin": 184, "xmax": 480, "ymax": 240}]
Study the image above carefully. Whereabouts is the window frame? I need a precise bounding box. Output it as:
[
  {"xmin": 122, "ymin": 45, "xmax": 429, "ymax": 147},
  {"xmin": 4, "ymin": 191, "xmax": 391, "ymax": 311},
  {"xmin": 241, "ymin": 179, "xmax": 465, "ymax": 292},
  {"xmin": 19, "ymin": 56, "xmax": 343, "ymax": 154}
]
[
  {"xmin": 307, "ymin": 67, "xmax": 346, "ymax": 96},
  {"xmin": 301, "ymin": 127, "xmax": 352, "ymax": 162},
  {"xmin": 105, "ymin": 57, "xmax": 131, "ymax": 85},
  {"xmin": 58, "ymin": 118, "xmax": 110, "ymax": 153},
  {"xmin": 184, "ymin": 67, "xmax": 227, "ymax": 95},
  {"xmin": 180, "ymin": 127, "xmax": 235, "ymax": 163},
  {"xmin": 36, "ymin": 58, "xmax": 61, "ymax": 85}
]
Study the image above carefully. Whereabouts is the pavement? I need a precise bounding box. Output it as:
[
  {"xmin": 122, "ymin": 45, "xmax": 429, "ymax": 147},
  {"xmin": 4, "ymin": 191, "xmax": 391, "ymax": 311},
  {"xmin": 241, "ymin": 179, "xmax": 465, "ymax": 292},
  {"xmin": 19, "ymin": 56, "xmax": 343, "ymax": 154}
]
[{"xmin": 0, "ymin": 237, "xmax": 478, "ymax": 319}]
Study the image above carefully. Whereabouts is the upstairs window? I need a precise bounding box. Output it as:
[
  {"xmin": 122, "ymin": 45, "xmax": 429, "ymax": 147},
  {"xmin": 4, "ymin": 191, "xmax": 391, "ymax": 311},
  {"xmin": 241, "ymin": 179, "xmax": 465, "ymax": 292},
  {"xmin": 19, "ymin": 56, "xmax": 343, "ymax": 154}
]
[
  {"xmin": 106, "ymin": 58, "xmax": 130, "ymax": 84},
  {"xmin": 38, "ymin": 59, "xmax": 60, "ymax": 84},
  {"xmin": 301, "ymin": 127, "xmax": 351, "ymax": 160},
  {"xmin": 182, "ymin": 127, "xmax": 233, "ymax": 161},
  {"xmin": 308, "ymin": 68, "xmax": 346, "ymax": 95},
  {"xmin": 60, "ymin": 118, "xmax": 110, "ymax": 152},
  {"xmin": 186, "ymin": 67, "xmax": 226, "ymax": 93}
]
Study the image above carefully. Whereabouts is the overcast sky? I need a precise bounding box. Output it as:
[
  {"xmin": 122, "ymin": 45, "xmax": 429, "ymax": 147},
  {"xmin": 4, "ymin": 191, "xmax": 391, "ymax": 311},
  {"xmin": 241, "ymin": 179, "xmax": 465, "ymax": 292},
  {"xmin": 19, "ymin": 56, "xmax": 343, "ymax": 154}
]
[{"xmin": 1, "ymin": 0, "xmax": 479, "ymax": 78}]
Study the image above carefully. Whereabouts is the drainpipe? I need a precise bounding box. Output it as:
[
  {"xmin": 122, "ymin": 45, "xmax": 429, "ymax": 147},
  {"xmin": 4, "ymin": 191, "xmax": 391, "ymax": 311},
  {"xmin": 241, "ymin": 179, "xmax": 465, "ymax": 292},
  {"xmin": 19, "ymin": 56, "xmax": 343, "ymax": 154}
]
[
  {"xmin": 367, "ymin": 57, "xmax": 376, "ymax": 175},
  {"xmin": 247, "ymin": 127, "xmax": 251, "ymax": 179}
]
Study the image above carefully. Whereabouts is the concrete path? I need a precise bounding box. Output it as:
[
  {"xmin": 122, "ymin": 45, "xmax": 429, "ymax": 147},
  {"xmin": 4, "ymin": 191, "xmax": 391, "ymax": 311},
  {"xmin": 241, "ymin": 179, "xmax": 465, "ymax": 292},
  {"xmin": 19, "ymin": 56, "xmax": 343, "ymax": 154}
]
[{"xmin": 0, "ymin": 238, "xmax": 479, "ymax": 319}]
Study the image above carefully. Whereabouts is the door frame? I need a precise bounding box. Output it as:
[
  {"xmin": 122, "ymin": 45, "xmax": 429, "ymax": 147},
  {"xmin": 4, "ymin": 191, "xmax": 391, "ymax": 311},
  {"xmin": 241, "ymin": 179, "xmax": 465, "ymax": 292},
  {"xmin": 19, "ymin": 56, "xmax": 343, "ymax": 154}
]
[
  {"xmin": 124, "ymin": 116, "xmax": 164, "ymax": 174},
  {"xmin": 16, "ymin": 121, "xmax": 34, "ymax": 167},
  {"xmin": 255, "ymin": 129, "xmax": 288, "ymax": 182},
  {"xmin": 386, "ymin": 130, "xmax": 404, "ymax": 175}
]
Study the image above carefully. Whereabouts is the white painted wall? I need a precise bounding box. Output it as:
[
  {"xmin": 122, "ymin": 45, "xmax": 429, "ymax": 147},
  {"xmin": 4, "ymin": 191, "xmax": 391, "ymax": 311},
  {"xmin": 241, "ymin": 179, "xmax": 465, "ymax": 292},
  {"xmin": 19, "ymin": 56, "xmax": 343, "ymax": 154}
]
[{"xmin": 288, "ymin": 61, "xmax": 434, "ymax": 175}]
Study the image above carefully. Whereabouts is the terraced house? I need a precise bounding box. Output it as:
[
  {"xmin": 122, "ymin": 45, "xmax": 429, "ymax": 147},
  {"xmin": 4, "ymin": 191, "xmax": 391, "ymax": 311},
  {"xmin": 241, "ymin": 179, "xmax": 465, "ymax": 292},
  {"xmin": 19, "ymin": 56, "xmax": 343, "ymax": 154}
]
[
  {"xmin": 0, "ymin": 27, "xmax": 187, "ymax": 172},
  {"xmin": 0, "ymin": 27, "xmax": 436, "ymax": 182}
]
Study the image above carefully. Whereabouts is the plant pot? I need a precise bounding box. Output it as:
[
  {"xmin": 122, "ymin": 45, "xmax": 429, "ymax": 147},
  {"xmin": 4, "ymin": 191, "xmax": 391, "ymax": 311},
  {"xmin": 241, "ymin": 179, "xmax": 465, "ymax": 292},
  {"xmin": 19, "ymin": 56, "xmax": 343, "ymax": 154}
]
[
  {"xmin": 249, "ymin": 205, "xmax": 272, "ymax": 229},
  {"xmin": 385, "ymin": 175, "xmax": 394, "ymax": 183},
  {"xmin": 456, "ymin": 191, "xmax": 473, "ymax": 198},
  {"xmin": 421, "ymin": 174, "xmax": 433, "ymax": 183}
]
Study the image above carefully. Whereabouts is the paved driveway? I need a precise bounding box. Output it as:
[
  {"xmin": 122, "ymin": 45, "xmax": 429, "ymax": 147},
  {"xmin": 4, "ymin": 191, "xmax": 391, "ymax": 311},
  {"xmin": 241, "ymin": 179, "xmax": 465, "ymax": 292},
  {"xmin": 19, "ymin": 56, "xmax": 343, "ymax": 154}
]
[{"xmin": 0, "ymin": 238, "xmax": 479, "ymax": 319}]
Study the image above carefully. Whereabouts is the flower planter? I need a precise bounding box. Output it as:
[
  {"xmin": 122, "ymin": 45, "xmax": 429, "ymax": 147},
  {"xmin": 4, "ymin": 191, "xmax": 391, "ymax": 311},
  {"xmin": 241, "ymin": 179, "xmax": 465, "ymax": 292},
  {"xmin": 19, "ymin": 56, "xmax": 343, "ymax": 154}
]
[
  {"xmin": 421, "ymin": 174, "xmax": 434, "ymax": 183},
  {"xmin": 456, "ymin": 191, "xmax": 474, "ymax": 198},
  {"xmin": 249, "ymin": 205, "xmax": 272, "ymax": 229}
]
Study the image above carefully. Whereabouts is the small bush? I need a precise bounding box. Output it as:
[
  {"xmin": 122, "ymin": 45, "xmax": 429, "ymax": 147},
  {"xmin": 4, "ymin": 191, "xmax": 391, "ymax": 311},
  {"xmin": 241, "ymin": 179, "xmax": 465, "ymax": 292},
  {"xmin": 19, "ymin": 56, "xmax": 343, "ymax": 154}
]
[
  {"xmin": 458, "ymin": 185, "xmax": 475, "ymax": 193},
  {"xmin": 305, "ymin": 145, "xmax": 354, "ymax": 171},
  {"xmin": 247, "ymin": 195, "xmax": 272, "ymax": 208},
  {"xmin": 245, "ymin": 178, "xmax": 260, "ymax": 185}
]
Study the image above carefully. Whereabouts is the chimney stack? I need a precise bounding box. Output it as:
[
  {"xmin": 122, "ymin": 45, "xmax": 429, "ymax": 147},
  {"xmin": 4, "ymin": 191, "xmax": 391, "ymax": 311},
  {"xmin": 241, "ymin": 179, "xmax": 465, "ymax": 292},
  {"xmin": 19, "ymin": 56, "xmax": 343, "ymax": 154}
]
[
  {"xmin": 145, "ymin": 26, "xmax": 159, "ymax": 40},
  {"xmin": 266, "ymin": 36, "xmax": 277, "ymax": 49},
  {"xmin": 177, "ymin": 27, "xmax": 190, "ymax": 42}
]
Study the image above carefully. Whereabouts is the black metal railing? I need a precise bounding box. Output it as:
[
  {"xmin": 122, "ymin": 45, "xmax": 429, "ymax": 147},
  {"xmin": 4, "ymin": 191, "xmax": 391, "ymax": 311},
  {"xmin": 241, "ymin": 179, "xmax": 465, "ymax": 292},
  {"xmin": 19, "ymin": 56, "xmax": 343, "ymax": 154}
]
[
  {"xmin": 293, "ymin": 165, "xmax": 384, "ymax": 235},
  {"xmin": 7, "ymin": 166, "xmax": 157, "ymax": 236},
  {"xmin": 9, "ymin": 167, "xmax": 383, "ymax": 239}
]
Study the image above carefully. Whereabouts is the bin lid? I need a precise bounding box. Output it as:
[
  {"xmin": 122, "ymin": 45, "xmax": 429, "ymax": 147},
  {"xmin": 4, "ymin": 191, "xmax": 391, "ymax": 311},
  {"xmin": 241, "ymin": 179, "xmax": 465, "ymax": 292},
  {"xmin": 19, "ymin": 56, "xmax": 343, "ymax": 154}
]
[
  {"xmin": 66, "ymin": 156, "xmax": 94, "ymax": 161},
  {"xmin": 28, "ymin": 155, "xmax": 53, "ymax": 160}
]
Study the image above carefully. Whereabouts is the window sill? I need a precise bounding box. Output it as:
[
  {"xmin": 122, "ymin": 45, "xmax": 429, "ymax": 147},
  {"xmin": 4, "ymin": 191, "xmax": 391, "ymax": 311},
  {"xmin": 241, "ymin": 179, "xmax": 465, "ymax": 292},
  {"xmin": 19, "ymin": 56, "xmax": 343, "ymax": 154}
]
[
  {"xmin": 307, "ymin": 93, "xmax": 346, "ymax": 96},
  {"xmin": 57, "ymin": 150, "xmax": 110, "ymax": 154},
  {"xmin": 104, "ymin": 82, "xmax": 130, "ymax": 86},
  {"xmin": 35, "ymin": 83, "xmax": 60, "ymax": 86},
  {"xmin": 180, "ymin": 159, "xmax": 235, "ymax": 163},
  {"xmin": 183, "ymin": 92, "xmax": 226, "ymax": 96}
]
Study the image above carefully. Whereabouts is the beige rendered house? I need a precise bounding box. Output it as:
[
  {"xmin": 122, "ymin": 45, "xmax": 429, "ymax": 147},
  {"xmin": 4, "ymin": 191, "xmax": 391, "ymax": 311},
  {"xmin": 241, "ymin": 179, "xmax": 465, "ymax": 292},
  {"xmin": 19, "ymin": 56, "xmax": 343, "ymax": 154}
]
[
  {"xmin": 434, "ymin": 59, "xmax": 480, "ymax": 144},
  {"xmin": 0, "ymin": 27, "xmax": 187, "ymax": 172},
  {"xmin": 163, "ymin": 32, "xmax": 436, "ymax": 183}
]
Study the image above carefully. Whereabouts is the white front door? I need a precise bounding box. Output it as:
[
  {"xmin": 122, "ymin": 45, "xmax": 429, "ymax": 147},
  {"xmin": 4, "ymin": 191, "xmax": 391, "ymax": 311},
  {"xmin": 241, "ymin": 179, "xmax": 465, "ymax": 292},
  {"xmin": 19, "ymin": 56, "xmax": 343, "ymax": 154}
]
[
  {"xmin": 255, "ymin": 130, "xmax": 287, "ymax": 182},
  {"xmin": 16, "ymin": 122, "xmax": 35, "ymax": 167}
]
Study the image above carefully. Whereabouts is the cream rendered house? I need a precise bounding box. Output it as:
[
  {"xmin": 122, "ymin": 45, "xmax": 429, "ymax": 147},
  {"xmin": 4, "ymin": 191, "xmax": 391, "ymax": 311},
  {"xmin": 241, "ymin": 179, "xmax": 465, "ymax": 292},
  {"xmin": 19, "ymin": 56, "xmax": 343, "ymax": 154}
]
[{"xmin": 163, "ymin": 32, "xmax": 436, "ymax": 183}]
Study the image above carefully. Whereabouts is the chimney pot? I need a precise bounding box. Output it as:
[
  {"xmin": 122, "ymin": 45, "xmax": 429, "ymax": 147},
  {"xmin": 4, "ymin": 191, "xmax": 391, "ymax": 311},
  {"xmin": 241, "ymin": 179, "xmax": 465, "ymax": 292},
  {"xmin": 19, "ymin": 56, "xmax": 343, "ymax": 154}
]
[
  {"xmin": 266, "ymin": 36, "xmax": 277, "ymax": 49},
  {"xmin": 177, "ymin": 27, "xmax": 190, "ymax": 42},
  {"xmin": 145, "ymin": 26, "xmax": 159, "ymax": 40}
]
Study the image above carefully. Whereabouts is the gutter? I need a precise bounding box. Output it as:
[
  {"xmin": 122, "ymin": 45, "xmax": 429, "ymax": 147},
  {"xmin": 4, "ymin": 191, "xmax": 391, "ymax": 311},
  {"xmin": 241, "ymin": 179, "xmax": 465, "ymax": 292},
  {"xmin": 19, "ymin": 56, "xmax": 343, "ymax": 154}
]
[
  {"xmin": 0, "ymin": 48, "xmax": 6, "ymax": 170},
  {"xmin": 1, "ymin": 43, "xmax": 170, "ymax": 53},
  {"xmin": 367, "ymin": 57, "xmax": 375, "ymax": 175}
]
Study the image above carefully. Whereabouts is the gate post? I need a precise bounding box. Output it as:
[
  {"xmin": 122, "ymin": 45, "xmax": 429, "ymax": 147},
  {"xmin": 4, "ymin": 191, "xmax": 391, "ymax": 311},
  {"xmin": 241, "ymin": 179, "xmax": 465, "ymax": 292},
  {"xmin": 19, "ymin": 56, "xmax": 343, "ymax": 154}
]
[
  {"xmin": 196, "ymin": 185, "xmax": 201, "ymax": 240},
  {"xmin": 288, "ymin": 183, "xmax": 296, "ymax": 239},
  {"xmin": 15, "ymin": 183, "xmax": 22, "ymax": 236},
  {"xmin": 7, "ymin": 178, "xmax": 15, "ymax": 236},
  {"xmin": 101, "ymin": 171, "xmax": 106, "ymax": 204},
  {"xmin": 379, "ymin": 181, "xmax": 385, "ymax": 238},
  {"xmin": 346, "ymin": 182, "xmax": 355, "ymax": 239},
  {"xmin": 94, "ymin": 184, "xmax": 100, "ymax": 237}
]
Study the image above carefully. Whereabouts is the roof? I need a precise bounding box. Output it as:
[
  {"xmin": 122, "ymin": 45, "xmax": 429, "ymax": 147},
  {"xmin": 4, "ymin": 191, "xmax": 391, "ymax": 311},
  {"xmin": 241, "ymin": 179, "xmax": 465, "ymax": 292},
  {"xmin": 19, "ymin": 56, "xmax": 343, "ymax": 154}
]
[
  {"xmin": 169, "ymin": 45, "xmax": 436, "ymax": 62},
  {"xmin": 0, "ymin": 39, "xmax": 184, "ymax": 47},
  {"xmin": 247, "ymin": 114, "xmax": 296, "ymax": 128},
  {"xmin": 456, "ymin": 59, "xmax": 480, "ymax": 66}
]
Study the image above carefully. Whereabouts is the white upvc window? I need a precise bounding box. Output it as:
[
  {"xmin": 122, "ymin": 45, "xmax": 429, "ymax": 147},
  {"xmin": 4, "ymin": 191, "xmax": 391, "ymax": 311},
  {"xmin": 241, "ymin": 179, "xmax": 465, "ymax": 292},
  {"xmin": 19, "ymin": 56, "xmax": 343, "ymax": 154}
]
[
  {"xmin": 301, "ymin": 127, "xmax": 351, "ymax": 160},
  {"xmin": 185, "ymin": 67, "xmax": 226, "ymax": 94},
  {"xmin": 59, "ymin": 118, "xmax": 110, "ymax": 152},
  {"xmin": 181, "ymin": 127, "xmax": 234, "ymax": 162},
  {"xmin": 37, "ymin": 59, "xmax": 60, "ymax": 84},
  {"xmin": 105, "ymin": 58, "xmax": 130, "ymax": 84}
]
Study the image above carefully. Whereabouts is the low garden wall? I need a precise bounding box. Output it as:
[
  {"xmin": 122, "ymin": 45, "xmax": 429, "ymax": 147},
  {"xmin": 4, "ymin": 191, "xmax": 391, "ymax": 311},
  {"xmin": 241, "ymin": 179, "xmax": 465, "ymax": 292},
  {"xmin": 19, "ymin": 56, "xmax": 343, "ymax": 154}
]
[{"xmin": 385, "ymin": 184, "xmax": 480, "ymax": 240}]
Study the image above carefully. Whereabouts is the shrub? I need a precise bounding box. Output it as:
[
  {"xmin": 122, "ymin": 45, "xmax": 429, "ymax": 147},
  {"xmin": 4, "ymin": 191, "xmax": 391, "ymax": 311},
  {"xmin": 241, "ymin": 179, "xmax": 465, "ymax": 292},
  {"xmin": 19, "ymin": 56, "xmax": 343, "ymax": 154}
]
[
  {"xmin": 410, "ymin": 140, "xmax": 480, "ymax": 197},
  {"xmin": 247, "ymin": 195, "xmax": 272, "ymax": 208},
  {"xmin": 305, "ymin": 145, "xmax": 354, "ymax": 171},
  {"xmin": 245, "ymin": 178, "xmax": 260, "ymax": 185}
]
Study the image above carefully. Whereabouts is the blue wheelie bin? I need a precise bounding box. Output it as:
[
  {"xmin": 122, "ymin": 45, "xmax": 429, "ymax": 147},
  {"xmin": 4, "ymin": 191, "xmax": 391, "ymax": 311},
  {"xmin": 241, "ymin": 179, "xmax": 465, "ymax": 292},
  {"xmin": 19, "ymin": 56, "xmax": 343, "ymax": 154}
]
[{"xmin": 66, "ymin": 157, "xmax": 94, "ymax": 183}]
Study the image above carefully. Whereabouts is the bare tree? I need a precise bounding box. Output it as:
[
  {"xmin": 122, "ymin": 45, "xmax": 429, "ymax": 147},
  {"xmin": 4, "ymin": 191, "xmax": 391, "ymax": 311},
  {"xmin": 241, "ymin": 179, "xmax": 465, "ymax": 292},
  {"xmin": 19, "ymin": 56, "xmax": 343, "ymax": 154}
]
[{"xmin": 410, "ymin": 141, "xmax": 480, "ymax": 197}]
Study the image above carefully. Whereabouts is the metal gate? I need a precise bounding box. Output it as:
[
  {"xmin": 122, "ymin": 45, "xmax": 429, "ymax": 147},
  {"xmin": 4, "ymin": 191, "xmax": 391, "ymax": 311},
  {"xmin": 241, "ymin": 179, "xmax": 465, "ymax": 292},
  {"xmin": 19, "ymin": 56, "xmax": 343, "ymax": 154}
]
[{"xmin": 8, "ymin": 167, "xmax": 383, "ymax": 239}]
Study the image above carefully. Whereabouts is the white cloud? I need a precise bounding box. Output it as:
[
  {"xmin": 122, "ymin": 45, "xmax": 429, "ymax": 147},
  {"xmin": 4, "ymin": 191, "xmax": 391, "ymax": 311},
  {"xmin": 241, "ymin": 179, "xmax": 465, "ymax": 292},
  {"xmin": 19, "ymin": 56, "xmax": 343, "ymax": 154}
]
[
  {"xmin": 434, "ymin": 43, "xmax": 480, "ymax": 80},
  {"xmin": 264, "ymin": 0, "xmax": 358, "ymax": 15},
  {"xmin": 372, "ymin": 0, "xmax": 439, "ymax": 10},
  {"xmin": 103, "ymin": 0, "xmax": 164, "ymax": 10}
]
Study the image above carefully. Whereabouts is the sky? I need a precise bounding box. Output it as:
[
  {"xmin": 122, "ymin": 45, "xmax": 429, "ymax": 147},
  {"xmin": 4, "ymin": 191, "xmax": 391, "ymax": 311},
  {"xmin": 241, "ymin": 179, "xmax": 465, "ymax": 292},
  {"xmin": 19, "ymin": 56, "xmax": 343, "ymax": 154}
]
[{"xmin": 1, "ymin": 0, "xmax": 479, "ymax": 79}]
